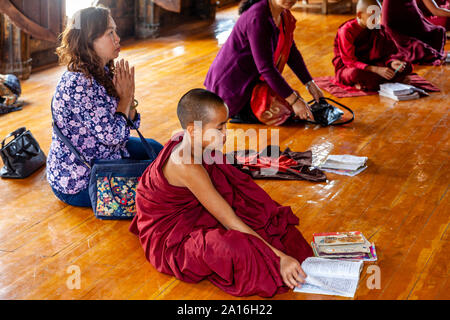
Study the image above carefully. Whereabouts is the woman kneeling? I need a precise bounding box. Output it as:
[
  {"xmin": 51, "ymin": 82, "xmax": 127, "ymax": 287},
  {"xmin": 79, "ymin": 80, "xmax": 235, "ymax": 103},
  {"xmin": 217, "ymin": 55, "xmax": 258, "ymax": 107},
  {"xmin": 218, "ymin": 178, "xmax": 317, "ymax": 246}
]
[{"xmin": 47, "ymin": 6, "xmax": 163, "ymax": 207}]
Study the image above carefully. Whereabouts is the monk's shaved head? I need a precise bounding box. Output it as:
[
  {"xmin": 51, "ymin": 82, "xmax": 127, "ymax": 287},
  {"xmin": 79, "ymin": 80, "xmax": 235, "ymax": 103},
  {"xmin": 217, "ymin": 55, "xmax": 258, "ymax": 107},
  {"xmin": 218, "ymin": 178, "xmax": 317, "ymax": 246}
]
[
  {"xmin": 177, "ymin": 89, "xmax": 227, "ymax": 129},
  {"xmin": 357, "ymin": 0, "xmax": 381, "ymax": 13}
]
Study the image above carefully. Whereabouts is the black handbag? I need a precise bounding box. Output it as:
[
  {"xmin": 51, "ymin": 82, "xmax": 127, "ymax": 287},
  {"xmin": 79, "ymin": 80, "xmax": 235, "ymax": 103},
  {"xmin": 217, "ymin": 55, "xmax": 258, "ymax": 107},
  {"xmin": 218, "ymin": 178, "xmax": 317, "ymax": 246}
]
[
  {"xmin": 0, "ymin": 127, "xmax": 47, "ymax": 179},
  {"xmin": 307, "ymin": 97, "xmax": 355, "ymax": 126}
]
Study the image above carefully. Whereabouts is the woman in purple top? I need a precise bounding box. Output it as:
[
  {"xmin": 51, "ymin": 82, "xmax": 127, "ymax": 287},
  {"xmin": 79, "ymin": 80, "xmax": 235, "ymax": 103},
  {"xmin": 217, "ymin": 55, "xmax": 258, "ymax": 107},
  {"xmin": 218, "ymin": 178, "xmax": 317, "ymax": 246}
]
[
  {"xmin": 47, "ymin": 6, "xmax": 163, "ymax": 207},
  {"xmin": 205, "ymin": 0, "xmax": 324, "ymax": 124}
]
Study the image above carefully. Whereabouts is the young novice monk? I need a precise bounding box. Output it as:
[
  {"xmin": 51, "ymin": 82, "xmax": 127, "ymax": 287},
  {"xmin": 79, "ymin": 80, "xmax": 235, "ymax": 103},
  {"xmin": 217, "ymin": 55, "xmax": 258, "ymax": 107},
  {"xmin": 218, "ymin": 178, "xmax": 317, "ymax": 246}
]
[
  {"xmin": 129, "ymin": 89, "xmax": 313, "ymax": 297},
  {"xmin": 333, "ymin": 0, "xmax": 413, "ymax": 91}
]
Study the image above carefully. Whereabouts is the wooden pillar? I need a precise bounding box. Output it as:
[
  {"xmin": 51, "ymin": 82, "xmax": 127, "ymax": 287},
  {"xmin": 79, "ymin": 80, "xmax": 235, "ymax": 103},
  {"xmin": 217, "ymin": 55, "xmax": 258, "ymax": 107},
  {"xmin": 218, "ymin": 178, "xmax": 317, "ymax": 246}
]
[
  {"xmin": 322, "ymin": 0, "xmax": 328, "ymax": 15},
  {"xmin": 0, "ymin": 14, "xmax": 31, "ymax": 80},
  {"xmin": 135, "ymin": 0, "xmax": 161, "ymax": 39},
  {"xmin": 192, "ymin": 0, "xmax": 217, "ymax": 20}
]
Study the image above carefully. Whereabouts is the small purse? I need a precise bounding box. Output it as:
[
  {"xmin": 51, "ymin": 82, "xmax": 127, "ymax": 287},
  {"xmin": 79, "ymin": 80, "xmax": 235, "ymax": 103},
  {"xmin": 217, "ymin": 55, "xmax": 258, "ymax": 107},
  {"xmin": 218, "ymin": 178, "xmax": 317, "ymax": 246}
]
[
  {"xmin": 51, "ymin": 99, "xmax": 156, "ymax": 220},
  {"xmin": 307, "ymin": 97, "xmax": 355, "ymax": 127},
  {"xmin": 0, "ymin": 127, "xmax": 46, "ymax": 179}
]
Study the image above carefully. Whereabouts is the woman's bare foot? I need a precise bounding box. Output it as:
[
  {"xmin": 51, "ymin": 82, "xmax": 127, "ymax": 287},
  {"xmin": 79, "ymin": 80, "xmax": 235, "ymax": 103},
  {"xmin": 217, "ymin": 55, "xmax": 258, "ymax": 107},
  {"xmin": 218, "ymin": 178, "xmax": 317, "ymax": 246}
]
[{"xmin": 355, "ymin": 83, "xmax": 362, "ymax": 90}]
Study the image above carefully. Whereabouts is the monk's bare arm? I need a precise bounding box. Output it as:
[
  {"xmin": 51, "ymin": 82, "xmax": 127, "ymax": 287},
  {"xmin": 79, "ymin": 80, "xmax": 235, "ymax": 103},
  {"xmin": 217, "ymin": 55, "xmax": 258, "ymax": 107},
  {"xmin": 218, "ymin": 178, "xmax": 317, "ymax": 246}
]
[
  {"xmin": 172, "ymin": 162, "xmax": 307, "ymax": 289},
  {"xmin": 366, "ymin": 65, "xmax": 396, "ymax": 80},
  {"xmin": 179, "ymin": 163, "xmax": 285, "ymax": 257},
  {"xmin": 422, "ymin": 0, "xmax": 450, "ymax": 17}
]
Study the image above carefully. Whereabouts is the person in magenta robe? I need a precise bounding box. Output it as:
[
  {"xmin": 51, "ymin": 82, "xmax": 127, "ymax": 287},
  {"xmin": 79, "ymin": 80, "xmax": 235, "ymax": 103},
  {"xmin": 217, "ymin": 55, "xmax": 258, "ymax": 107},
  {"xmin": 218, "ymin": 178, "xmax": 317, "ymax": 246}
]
[
  {"xmin": 382, "ymin": 0, "xmax": 447, "ymax": 65},
  {"xmin": 333, "ymin": 0, "xmax": 413, "ymax": 92},
  {"xmin": 129, "ymin": 89, "xmax": 313, "ymax": 297},
  {"xmin": 417, "ymin": 0, "xmax": 450, "ymax": 31}
]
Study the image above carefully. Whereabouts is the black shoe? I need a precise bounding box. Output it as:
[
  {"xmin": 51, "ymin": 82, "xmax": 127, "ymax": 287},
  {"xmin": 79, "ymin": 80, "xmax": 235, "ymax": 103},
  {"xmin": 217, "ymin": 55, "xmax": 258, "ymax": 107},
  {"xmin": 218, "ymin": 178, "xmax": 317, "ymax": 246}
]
[{"xmin": 229, "ymin": 108, "xmax": 260, "ymax": 124}]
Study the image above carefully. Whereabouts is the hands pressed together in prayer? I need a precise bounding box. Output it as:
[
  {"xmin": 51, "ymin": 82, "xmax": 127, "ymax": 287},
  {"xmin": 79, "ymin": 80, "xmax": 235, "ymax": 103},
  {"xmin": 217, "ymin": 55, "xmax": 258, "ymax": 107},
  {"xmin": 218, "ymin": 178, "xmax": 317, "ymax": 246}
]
[{"xmin": 113, "ymin": 59, "xmax": 137, "ymax": 119}]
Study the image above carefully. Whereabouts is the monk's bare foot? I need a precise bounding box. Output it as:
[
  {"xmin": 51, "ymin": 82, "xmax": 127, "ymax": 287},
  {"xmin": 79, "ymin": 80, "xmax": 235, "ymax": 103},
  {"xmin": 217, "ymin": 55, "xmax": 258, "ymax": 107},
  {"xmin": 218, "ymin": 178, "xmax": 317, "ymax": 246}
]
[
  {"xmin": 401, "ymin": 75, "xmax": 413, "ymax": 85},
  {"xmin": 355, "ymin": 84, "xmax": 362, "ymax": 90}
]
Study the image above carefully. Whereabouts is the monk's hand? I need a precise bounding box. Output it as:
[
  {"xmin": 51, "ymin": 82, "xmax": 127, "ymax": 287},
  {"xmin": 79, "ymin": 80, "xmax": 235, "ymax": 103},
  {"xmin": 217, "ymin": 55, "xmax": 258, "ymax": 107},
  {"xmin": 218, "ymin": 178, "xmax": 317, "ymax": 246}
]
[
  {"xmin": 375, "ymin": 66, "xmax": 395, "ymax": 80},
  {"xmin": 279, "ymin": 254, "xmax": 306, "ymax": 290},
  {"xmin": 306, "ymin": 80, "xmax": 324, "ymax": 103},
  {"xmin": 390, "ymin": 60, "xmax": 406, "ymax": 73},
  {"xmin": 292, "ymin": 98, "xmax": 314, "ymax": 121}
]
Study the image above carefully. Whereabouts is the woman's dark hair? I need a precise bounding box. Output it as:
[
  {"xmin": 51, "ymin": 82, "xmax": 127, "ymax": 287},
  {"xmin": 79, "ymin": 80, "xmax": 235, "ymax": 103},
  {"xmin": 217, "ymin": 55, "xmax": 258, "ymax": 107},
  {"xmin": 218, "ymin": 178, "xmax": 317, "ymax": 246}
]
[
  {"xmin": 239, "ymin": 0, "xmax": 263, "ymax": 15},
  {"xmin": 56, "ymin": 6, "xmax": 118, "ymax": 98}
]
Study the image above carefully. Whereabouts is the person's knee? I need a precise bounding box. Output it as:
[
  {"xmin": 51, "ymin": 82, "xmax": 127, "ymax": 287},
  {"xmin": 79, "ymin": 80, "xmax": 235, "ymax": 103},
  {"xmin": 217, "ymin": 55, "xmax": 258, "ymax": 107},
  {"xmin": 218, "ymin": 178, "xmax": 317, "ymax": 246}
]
[
  {"xmin": 349, "ymin": 68, "xmax": 382, "ymax": 91},
  {"xmin": 339, "ymin": 68, "xmax": 366, "ymax": 85},
  {"xmin": 148, "ymin": 139, "xmax": 164, "ymax": 154},
  {"xmin": 348, "ymin": 68, "xmax": 364, "ymax": 80},
  {"xmin": 126, "ymin": 137, "xmax": 163, "ymax": 160},
  {"xmin": 206, "ymin": 229, "xmax": 254, "ymax": 263}
]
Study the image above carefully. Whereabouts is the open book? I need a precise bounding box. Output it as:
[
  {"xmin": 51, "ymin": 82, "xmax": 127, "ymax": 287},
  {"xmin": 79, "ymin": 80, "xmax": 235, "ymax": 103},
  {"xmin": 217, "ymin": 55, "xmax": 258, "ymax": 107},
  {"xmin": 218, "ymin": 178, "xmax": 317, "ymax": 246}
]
[{"xmin": 294, "ymin": 257, "xmax": 363, "ymax": 298}]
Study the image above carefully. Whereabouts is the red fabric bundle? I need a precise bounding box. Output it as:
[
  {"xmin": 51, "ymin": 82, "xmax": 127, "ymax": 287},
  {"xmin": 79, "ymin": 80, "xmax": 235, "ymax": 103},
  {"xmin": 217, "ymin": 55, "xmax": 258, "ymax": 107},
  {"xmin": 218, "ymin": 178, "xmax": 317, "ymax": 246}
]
[{"xmin": 250, "ymin": 10, "xmax": 297, "ymax": 126}]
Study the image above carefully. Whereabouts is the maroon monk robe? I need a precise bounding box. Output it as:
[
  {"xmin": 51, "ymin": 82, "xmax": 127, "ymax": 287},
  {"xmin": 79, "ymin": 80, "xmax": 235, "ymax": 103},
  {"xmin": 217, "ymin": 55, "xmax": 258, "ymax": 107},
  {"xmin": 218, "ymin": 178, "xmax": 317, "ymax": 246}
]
[
  {"xmin": 417, "ymin": 0, "xmax": 450, "ymax": 31},
  {"xmin": 333, "ymin": 19, "xmax": 413, "ymax": 92},
  {"xmin": 382, "ymin": 0, "xmax": 446, "ymax": 65},
  {"xmin": 129, "ymin": 133, "xmax": 313, "ymax": 298}
]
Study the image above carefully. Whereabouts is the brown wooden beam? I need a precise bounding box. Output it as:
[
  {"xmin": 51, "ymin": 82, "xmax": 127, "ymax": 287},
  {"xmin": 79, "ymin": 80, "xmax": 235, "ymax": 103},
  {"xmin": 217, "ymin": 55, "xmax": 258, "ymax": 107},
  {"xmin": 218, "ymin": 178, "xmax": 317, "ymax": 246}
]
[
  {"xmin": 0, "ymin": 0, "xmax": 57, "ymax": 42},
  {"xmin": 153, "ymin": 0, "xmax": 181, "ymax": 13}
]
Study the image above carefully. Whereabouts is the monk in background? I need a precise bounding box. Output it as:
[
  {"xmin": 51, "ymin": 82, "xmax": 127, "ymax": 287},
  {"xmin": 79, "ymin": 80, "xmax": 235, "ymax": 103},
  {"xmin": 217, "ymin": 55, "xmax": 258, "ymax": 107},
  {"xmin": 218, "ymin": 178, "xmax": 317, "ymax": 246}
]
[
  {"xmin": 333, "ymin": 0, "xmax": 413, "ymax": 92},
  {"xmin": 382, "ymin": 0, "xmax": 448, "ymax": 65},
  {"xmin": 129, "ymin": 89, "xmax": 313, "ymax": 297},
  {"xmin": 417, "ymin": 0, "xmax": 450, "ymax": 32}
]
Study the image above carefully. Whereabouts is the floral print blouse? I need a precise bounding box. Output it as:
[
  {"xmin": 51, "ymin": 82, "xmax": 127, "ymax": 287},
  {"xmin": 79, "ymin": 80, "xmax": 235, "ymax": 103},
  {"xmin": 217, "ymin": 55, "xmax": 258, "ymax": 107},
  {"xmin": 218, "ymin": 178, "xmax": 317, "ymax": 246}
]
[{"xmin": 46, "ymin": 70, "xmax": 140, "ymax": 194}]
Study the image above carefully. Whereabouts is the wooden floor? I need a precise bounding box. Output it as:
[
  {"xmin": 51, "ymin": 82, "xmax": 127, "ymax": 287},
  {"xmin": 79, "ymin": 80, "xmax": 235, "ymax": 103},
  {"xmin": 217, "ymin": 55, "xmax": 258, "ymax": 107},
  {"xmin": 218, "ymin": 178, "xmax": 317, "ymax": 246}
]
[{"xmin": 0, "ymin": 5, "xmax": 448, "ymax": 300}]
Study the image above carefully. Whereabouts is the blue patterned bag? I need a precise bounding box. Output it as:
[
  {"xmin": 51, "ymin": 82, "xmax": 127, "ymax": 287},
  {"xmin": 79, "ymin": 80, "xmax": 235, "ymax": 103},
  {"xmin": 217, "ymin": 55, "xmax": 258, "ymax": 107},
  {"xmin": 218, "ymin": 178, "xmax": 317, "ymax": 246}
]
[{"xmin": 87, "ymin": 159, "xmax": 152, "ymax": 220}]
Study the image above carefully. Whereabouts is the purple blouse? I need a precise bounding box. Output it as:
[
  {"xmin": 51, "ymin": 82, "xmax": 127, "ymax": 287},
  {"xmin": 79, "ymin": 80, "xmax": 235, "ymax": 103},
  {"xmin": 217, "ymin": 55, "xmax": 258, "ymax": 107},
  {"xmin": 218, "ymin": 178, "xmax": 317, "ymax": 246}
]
[
  {"xmin": 46, "ymin": 70, "xmax": 140, "ymax": 194},
  {"xmin": 204, "ymin": 0, "xmax": 313, "ymax": 116}
]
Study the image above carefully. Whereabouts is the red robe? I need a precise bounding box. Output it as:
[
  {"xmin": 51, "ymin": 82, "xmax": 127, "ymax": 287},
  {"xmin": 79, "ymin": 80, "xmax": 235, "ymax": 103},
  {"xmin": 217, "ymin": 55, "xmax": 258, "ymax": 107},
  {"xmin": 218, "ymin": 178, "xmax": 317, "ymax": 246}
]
[
  {"xmin": 333, "ymin": 19, "xmax": 413, "ymax": 91},
  {"xmin": 417, "ymin": 0, "xmax": 450, "ymax": 31},
  {"xmin": 129, "ymin": 134, "xmax": 313, "ymax": 297},
  {"xmin": 382, "ymin": 0, "xmax": 446, "ymax": 65}
]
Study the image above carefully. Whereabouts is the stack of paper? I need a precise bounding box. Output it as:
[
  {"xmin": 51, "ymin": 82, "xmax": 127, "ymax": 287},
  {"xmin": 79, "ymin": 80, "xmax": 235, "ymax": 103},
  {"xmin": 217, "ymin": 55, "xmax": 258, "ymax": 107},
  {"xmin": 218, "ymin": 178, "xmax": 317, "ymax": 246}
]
[
  {"xmin": 379, "ymin": 83, "xmax": 428, "ymax": 101},
  {"xmin": 319, "ymin": 155, "xmax": 368, "ymax": 176},
  {"xmin": 311, "ymin": 231, "xmax": 377, "ymax": 262}
]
